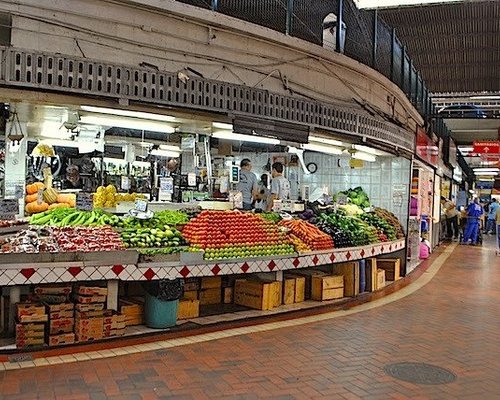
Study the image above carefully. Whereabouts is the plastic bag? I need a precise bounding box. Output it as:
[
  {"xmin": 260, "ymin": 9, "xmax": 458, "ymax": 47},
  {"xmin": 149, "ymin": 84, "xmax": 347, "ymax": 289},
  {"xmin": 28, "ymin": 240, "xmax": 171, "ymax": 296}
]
[{"xmin": 142, "ymin": 279, "xmax": 184, "ymax": 301}]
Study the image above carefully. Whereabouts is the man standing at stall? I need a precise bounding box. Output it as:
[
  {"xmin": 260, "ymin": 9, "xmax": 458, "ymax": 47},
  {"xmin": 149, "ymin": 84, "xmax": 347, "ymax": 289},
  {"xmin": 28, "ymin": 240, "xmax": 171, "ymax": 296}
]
[
  {"xmin": 238, "ymin": 159, "xmax": 258, "ymax": 211},
  {"xmin": 441, "ymin": 196, "xmax": 459, "ymax": 240},
  {"xmin": 267, "ymin": 162, "xmax": 290, "ymax": 211}
]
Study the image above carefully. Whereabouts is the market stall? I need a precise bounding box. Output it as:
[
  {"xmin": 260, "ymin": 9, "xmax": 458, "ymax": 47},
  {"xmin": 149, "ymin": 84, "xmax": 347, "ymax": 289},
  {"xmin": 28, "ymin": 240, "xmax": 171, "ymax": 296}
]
[{"xmin": 0, "ymin": 101, "xmax": 411, "ymax": 351}]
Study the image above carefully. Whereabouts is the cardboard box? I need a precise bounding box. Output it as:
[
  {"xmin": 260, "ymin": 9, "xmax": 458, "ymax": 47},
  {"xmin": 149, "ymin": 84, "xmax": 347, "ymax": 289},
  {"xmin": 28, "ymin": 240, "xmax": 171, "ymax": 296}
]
[
  {"xmin": 282, "ymin": 278, "xmax": 296, "ymax": 305},
  {"xmin": 125, "ymin": 316, "xmax": 144, "ymax": 326},
  {"xmin": 49, "ymin": 333, "xmax": 75, "ymax": 346},
  {"xmin": 75, "ymin": 317, "xmax": 104, "ymax": 328},
  {"xmin": 76, "ymin": 332, "xmax": 103, "ymax": 342},
  {"xmin": 183, "ymin": 290, "xmax": 198, "ymax": 300},
  {"xmin": 75, "ymin": 295, "xmax": 106, "ymax": 304},
  {"xmin": 199, "ymin": 288, "xmax": 221, "ymax": 305},
  {"xmin": 103, "ymin": 313, "xmax": 126, "ymax": 326},
  {"xmin": 76, "ymin": 303, "xmax": 105, "ymax": 312},
  {"xmin": 330, "ymin": 262, "xmax": 360, "ymax": 297},
  {"xmin": 377, "ymin": 258, "xmax": 401, "ymax": 281},
  {"xmin": 17, "ymin": 303, "xmax": 46, "ymax": 318},
  {"xmin": 46, "ymin": 303, "xmax": 74, "ymax": 313},
  {"xmin": 183, "ymin": 278, "xmax": 200, "ymax": 292},
  {"xmin": 234, "ymin": 280, "xmax": 281, "ymax": 311},
  {"xmin": 17, "ymin": 314, "xmax": 48, "ymax": 323},
  {"xmin": 103, "ymin": 328, "xmax": 125, "ymax": 338},
  {"xmin": 377, "ymin": 269, "xmax": 386, "ymax": 289},
  {"xmin": 288, "ymin": 270, "xmax": 327, "ymax": 299},
  {"xmin": 76, "ymin": 310, "xmax": 104, "ymax": 319},
  {"xmin": 177, "ymin": 299, "xmax": 200, "ymax": 320},
  {"xmin": 50, "ymin": 310, "xmax": 74, "ymax": 320},
  {"xmin": 223, "ymin": 287, "xmax": 234, "ymax": 304},
  {"xmin": 201, "ymin": 277, "xmax": 222, "ymax": 289},
  {"xmin": 311, "ymin": 275, "xmax": 344, "ymax": 301},
  {"xmin": 16, "ymin": 337, "xmax": 45, "ymax": 348},
  {"xmin": 34, "ymin": 285, "xmax": 72, "ymax": 296},
  {"xmin": 16, "ymin": 323, "xmax": 45, "ymax": 333},
  {"xmin": 77, "ymin": 286, "xmax": 108, "ymax": 296},
  {"xmin": 49, "ymin": 317, "xmax": 74, "ymax": 335}
]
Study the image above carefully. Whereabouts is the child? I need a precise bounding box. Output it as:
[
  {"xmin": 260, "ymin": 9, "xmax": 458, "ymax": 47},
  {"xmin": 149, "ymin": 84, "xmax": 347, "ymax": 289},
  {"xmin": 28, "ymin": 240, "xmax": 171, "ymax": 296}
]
[{"xmin": 419, "ymin": 235, "xmax": 431, "ymax": 260}]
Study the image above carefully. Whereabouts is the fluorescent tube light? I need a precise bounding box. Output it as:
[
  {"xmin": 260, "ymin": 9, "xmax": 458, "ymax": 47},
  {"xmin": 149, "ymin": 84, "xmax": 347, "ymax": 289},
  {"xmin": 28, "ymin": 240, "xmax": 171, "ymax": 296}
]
[
  {"xmin": 474, "ymin": 172, "xmax": 498, "ymax": 176},
  {"xmin": 352, "ymin": 152, "xmax": 376, "ymax": 162},
  {"xmin": 80, "ymin": 115, "xmax": 175, "ymax": 133},
  {"xmin": 151, "ymin": 149, "xmax": 180, "ymax": 158},
  {"xmin": 159, "ymin": 144, "xmax": 181, "ymax": 152},
  {"xmin": 356, "ymin": 0, "xmax": 461, "ymax": 9},
  {"xmin": 212, "ymin": 130, "xmax": 280, "ymax": 145},
  {"xmin": 473, "ymin": 168, "xmax": 499, "ymax": 173},
  {"xmin": 81, "ymin": 106, "xmax": 176, "ymax": 122},
  {"xmin": 212, "ymin": 122, "xmax": 233, "ymax": 130},
  {"xmin": 352, "ymin": 144, "xmax": 386, "ymax": 156},
  {"xmin": 469, "ymin": 96, "xmax": 500, "ymax": 100},
  {"xmin": 302, "ymin": 143, "xmax": 343, "ymax": 155},
  {"xmin": 309, "ymin": 135, "xmax": 343, "ymax": 147}
]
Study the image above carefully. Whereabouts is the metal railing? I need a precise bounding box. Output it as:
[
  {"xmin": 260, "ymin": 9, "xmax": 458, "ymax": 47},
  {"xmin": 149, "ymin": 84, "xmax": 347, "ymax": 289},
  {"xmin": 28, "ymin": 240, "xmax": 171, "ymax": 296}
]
[{"xmin": 175, "ymin": 0, "xmax": 456, "ymax": 150}]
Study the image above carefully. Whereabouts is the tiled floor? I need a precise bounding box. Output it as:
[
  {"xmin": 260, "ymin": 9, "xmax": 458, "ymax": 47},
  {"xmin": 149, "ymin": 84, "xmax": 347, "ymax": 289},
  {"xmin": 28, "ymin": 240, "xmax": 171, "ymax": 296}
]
[{"xmin": 1, "ymin": 238, "xmax": 500, "ymax": 399}]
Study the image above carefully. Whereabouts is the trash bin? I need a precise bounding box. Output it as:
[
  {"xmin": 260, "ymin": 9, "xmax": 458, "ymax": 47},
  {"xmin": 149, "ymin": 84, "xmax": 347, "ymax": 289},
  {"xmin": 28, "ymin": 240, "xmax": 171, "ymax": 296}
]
[{"xmin": 143, "ymin": 279, "xmax": 183, "ymax": 329}]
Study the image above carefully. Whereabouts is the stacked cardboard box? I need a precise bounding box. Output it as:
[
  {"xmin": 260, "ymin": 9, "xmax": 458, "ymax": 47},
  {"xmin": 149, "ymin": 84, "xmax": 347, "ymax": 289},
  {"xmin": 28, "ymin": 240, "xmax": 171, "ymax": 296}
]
[
  {"xmin": 74, "ymin": 286, "xmax": 107, "ymax": 342},
  {"xmin": 103, "ymin": 311, "xmax": 126, "ymax": 337},
  {"xmin": 47, "ymin": 302, "xmax": 75, "ymax": 346},
  {"xmin": 119, "ymin": 298, "xmax": 144, "ymax": 326},
  {"xmin": 16, "ymin": 303, "xmax": 48, "ymax": 348}
]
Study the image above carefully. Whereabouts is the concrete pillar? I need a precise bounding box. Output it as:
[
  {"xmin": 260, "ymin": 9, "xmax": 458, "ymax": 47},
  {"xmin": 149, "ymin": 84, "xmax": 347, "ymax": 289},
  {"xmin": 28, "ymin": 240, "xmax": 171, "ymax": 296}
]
[
  {"xmin": 107, "ymin": 280, "xmax": 119, "ymax": 311},
  {"xmin": 8, "ymin": 286, "xmax": 21, "ymax": 332}
]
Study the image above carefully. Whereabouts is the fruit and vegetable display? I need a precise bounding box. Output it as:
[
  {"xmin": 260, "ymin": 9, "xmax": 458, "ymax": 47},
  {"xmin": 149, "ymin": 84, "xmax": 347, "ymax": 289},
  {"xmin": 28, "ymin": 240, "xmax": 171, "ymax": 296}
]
[
  {"xmin": 316, "ymin": 211, "xmax": 370, "ymax": 247},
  {"xmin": 51, "ymin": 227, "xmax": 124, "ymax": 252},
  {"xmin": 260, "ymin": 212, "xmax": 282, "ymax": 224},
  {"xmin": 93, "ymin": 185, "xmax": 146, "ymax": 208},
  {"xmin": 182, "ymin": 210, "xmax": 295, "ymax": 260},
  {"xmin": 120, "ymin": 226, "xmax": 185, "ymax": 249},
  {"xmin": 0, "ymin": 228, "xmax": 59, "ymax": 253},
  {"xmin": 110, "ymin": 210, "xmax": 189, "ymax": 229},
  {"xmin": 279, "ymin": 219, "xmax": 334, "ymax": 251},
  {"xmin": 0, "ymin": 220, "xmax": 28, "ymax": 228},
  {"xmin": 30, "ymin": 208, "xmax": 120, "ymax": 227},
  {"xmin": 359, "ymin": 212, "xmax": 397, "ymax": 241},
  {"xmin": 373, "ymin": 207, "xmax": 405, "ymax": 238},
  {"xmin": 337, "ymin": 187, "xmax": 370, "ymax": 209}
]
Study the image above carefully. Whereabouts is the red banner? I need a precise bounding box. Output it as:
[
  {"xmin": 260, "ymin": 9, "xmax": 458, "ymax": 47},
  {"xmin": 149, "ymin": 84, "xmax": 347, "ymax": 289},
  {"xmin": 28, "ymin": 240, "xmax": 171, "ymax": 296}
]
[
  {"xmin": 473, "ymin": 141, "xmax": 500, "ymax": 154},
  {"xmin": 416, "ymin": 128, "xmax": 439, "ymax": 165}
]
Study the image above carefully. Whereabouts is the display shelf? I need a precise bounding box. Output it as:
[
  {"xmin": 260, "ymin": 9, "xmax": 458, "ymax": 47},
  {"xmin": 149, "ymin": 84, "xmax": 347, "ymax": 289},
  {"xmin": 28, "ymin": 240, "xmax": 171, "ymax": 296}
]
[{"xmin": 0, "ymin": 239, "xmax": 405, "ymax": 286}]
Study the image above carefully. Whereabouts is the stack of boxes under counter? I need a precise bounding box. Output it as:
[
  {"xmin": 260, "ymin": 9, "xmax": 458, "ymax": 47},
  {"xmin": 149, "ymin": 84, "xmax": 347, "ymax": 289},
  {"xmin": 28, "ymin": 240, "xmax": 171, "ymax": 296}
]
[
  {"xmin": 16, "ymin": 303, "xmax": 48, "ymax": 349},
  {"xmin": 75, "ymin": 286, "xmax": 108, "ymax": 342}
]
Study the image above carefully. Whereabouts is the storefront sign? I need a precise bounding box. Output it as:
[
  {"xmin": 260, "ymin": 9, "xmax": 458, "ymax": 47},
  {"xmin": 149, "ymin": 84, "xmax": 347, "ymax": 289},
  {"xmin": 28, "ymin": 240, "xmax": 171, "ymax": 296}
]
[
  {"xmin": 392, "ymin": 185, "xmax": 406, "ymax": 208},
  {"xmin": 453, "ymin": 166, "xmax": 463, "ymax": 183},
  {"xmin": 475, "ymin": 181, "xmax": 494, "ymax": 190},
  {"xmin": 472, "ymin": 141, "xmax": 500, "ymax": 154},
  {"xmin": 416, "ymin": 128, "xmax": 439, "ymax": 166},
  {"xmin": 0, "ymin": 199, "xmax": 19, "ymax": 220},
  {"xmin": 76, "ymin": 193, "xmax": 94, "ymax": 211}
]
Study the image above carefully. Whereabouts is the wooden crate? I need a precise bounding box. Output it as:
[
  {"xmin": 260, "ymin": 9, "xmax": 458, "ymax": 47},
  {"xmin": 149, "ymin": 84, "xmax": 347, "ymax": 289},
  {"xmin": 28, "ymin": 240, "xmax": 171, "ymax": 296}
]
[
  {"xmin": 330, "ymin": 262, "xmax": 360, "ymax": 297},
  {"xmin": 311, "ymin": 275, "xmax": 344, "ymax": 301},
  {"xmin": 183, "ymin": 290, "xmax": 198, "ymax": 300},
  {"xmin": 282, "ymin": 278, "xmax": 296, "ymax": 305},
  {"xmin": 199, "ymin": 288, "xmax": 221, "ymax": 305},
  {"xmin": 177, "ymin": 299, "xmax": 200, "ymax": 320},
  {"xmin": 45, "ymin": 303, "xmax": 74, "ymax": 313},
  {"xmin": 234, "ymin": 280, "xmax": 280, "ymax": 311},
  {"xmin": 201, "ymin": 277, "xmax": 222, "ymax": 289},
  {"xmin": 49, "ymin": 333, "xmax": 75, "ymax": 346},
  {"xmin": 365, "ymin": 258, "xmax": 378, "ymax": 292},
  {"xmin": 289, "ymin": 270, "xmax": 327, "ymax": 299},
  {"xmin": 17, "ymin": 303, "xmax": 46, "ymax": 319},
  {"xmin": 284, "ymin": 275, "xmax": 306, "ymax": 303},
  {"xmin": 223, "ymin": 287, "xmax": 234, "ymax": 304},
  {"xmin": 75, "ymin": 295, "xmax": 106, "ymax": 304},
  {"xmin": 376, "ymin": 269, "xmax": 386, "ymax": 289},
  {"xmin": 183, "ymin": 278, "xmax": 200, "ymax": 292},
  {"xmin": 377, "ymin": 258, "xmax": 401, "ymax": 281},
  {"xmin": 77, "ymin": 286, "xmax": 108, "ymax": 296}
]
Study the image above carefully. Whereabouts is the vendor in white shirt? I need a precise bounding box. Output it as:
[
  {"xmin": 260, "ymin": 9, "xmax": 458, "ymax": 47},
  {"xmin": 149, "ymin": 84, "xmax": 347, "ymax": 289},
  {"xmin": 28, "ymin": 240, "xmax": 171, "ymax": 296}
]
[
  {"xmin": 267, "ymin": 162, "xmax": 290, "ymax": 211},
  {"xmin": 237, "ymin": 159, "xmax": 258, "ymax": 211}
]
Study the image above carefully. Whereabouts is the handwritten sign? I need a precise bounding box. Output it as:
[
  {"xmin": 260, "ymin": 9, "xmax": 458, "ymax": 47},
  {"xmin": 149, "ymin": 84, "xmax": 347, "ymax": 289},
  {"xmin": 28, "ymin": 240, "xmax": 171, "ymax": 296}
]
[
  {"xmin": 0, "ymin": 199, "xmax": 19, "ymax": 220},
  {"xmin": 134, "ymin": 198, "xmax": 148, "ymax": 213},
  {"xmin": 76, "ymin": 193, "xmax": 94, "ymax": 211}
]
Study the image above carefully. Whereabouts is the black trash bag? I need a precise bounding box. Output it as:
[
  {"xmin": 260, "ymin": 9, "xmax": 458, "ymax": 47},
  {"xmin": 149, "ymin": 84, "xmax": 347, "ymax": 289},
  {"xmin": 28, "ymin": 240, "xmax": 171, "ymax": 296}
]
[{"xmin": 142, "ymin": 278, "xmax": 184, "ymax": 301}]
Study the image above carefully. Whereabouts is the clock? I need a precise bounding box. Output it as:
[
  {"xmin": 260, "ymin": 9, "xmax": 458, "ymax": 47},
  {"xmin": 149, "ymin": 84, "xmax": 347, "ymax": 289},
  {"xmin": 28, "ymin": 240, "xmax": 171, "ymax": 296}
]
[{"xmin": 306, "ymin": 162, "xmax": 317, "ymax": 174}]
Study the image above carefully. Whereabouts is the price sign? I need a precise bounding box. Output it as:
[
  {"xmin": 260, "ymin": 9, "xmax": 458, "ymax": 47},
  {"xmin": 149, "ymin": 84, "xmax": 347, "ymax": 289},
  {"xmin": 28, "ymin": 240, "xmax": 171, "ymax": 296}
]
[
  {"xmin": 76, "ymin": 192, "xmax": 94, "ymax": 211},
  {"xmin": 159, "ymin": 177, "xmax": 174, "ymax": 193},
  {"xmin": 0, "ymin": 199, "xmax": 19, "ymax": 220},
  {"xmin": 336, "ymin": 194, "xmax": 348, "ymax": 205},
  {"xmin": 121, "ymin": 176, "xmax": 131, "ymax": 191},
  {"xmin": 135, "ymin": 198, "xmax": 148, "ymax": 212}
]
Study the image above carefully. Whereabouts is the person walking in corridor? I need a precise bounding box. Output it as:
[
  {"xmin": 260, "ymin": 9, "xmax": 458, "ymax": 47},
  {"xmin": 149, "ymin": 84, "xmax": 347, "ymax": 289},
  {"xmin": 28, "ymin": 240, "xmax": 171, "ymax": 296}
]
[
  {"xmin": 485, "ymin": 198, "xmax": 499, "ymax": 235},
  {"xmin": 462, "ymin": 198, "xmax": 483, "ymax": 245}
]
